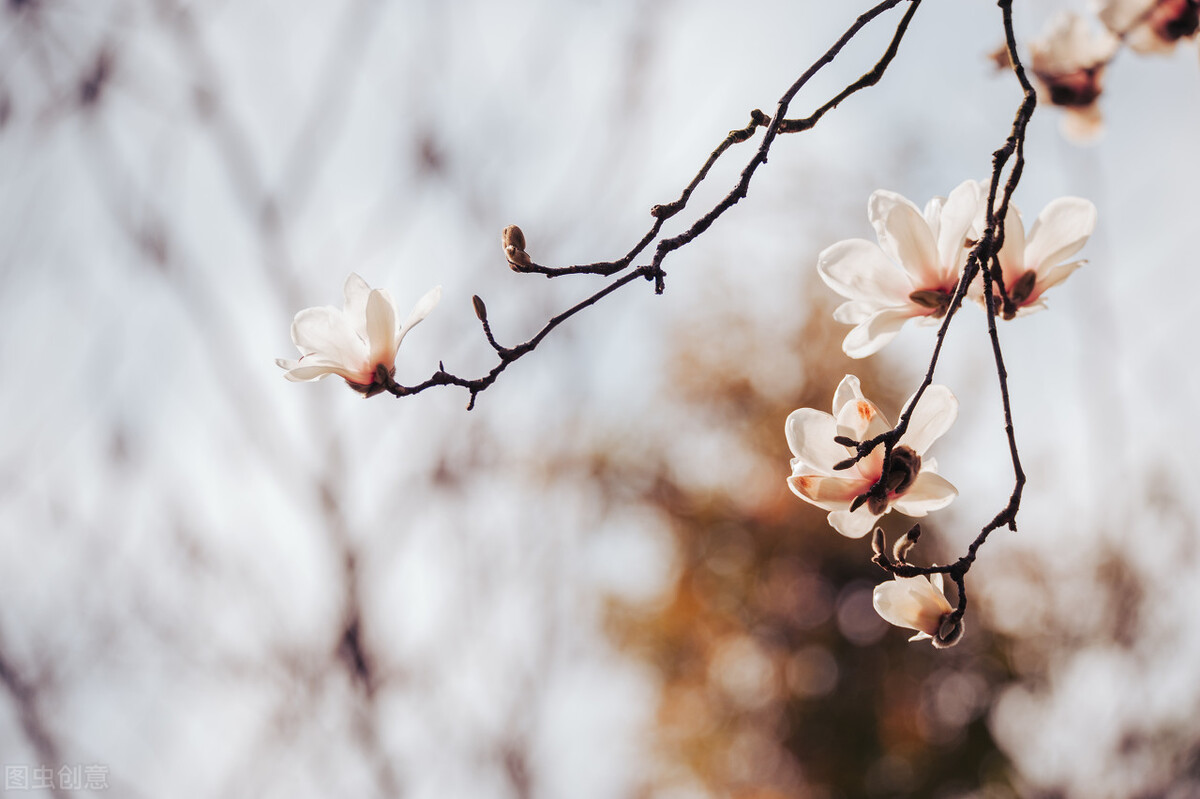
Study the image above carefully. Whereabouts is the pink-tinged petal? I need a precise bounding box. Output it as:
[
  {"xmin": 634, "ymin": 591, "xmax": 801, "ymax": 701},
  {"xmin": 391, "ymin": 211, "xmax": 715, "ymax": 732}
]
[
  {"xmin": 1029, "ymin": 258, "xmax": 1085, "ymax": 304},
  {"xmin": 835, "ymin": 386, "xmax": 892, "ymax": 442},
  {"xmin": 995, "ymin": 203, "xmax": 1029, "ymax": 288},
  {"xmin": 937, "ymin": 180, "xmax": 985, "ymax": 283},
  {"xmin": 898, "ymin": 384, "xmax": 958, "ymax": 455},
  {"xmin": 787, "ymin": 473, "xmax": 867, "ymax": 511},
  {"xmin": 891, "ymin": 471, "xmax": 957, "ymax": 516},
  {"xmin": 281, "ymin": 361, "xmax": 357, "ymax": 383},
  {"xmin": 343, "ymin": 273, "xmax": 373, "ymax": 341},
  {"xmin": 1095, "ymin": 0, "xmax": 1150, "ymax": 35},
  {"xmin": 818, "ymin": 240, "xmax": 914, "ymax": 305},
  {"xmin": 1025, "ymin": 198, "xmax": 1096, "ymax": 274},
  {"xmin": 365, "ymin": 289, "xmax": 398, "ymax": 371},
  {"xmin": 396, "ymin": 285, "xmax": 442, "ymax": 347},
  {"xmin": 826, "ymin": 506, "xmax": 881, "ymax": 538},
  {"xmin": 1126, "ymin": 25, "xmax": 1175, "ymax": 54},
  {"xmin": 291, "ymin": 307, "xmax": 368, "ymax": 369},
  {"xmin": 841, "ymin": 306, "xmax": 918, "ymax": 359},
  {"xmin": 831, "ymin": 374, "xmax": 865, "ymax": 418},
  {"xmin": 785, "ymin": 408, "xmax": 845, "ymax": 474},
  {"xmin": 869, "ymin": 191, "xmax": 940, "ymax": 288}
]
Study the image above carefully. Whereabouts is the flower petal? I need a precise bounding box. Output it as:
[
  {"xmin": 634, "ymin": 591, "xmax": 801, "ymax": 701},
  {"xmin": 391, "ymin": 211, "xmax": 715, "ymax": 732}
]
[
  {"xmin": 891, "ymin": 471, "xmax": 958, "ymax": 516},
  {"xmin": 818, "ymin": 240, "xmax": 914, "ymax": 305},
  {"xmin": 785, "ymin": 408, "xmax": 845, "ymax": 474},
  {"xmin": 1031, "ymin": 258, "xmax": 1085, "ymax": 304},
  {"xmin": 869, "ymin": 191, "xmax": 940, "ymax": 288},
  {"xmin": 832, "ymin": 300, "xmax": 874, "ymax": 325},
  {"xmin": 995, "ymin": 203, "xmax": 1029, "ymax": 288},
  {"xmin": 787, "ymin": 473, "xmax": 867, "ymax": 510},
  {"xmin": 831, "ymin": 374, "xmax": 865, "ymax": 418},
  {"xmin": 343, "ymin": 273, "xmax": 373, "ymax": 341},
  {"xmin": 1025, "ymin": 197, "xmax": 1097, "ymax": 274},
  {"xmin": 290, "ymin": 307, "xmax": 368, "ymax": 369},
  {"xmin": 841, "ymin": 306, "xmax": 918, "ymax": 359},
  {"xmin": 280, "ymin": 360, "xmax": 357, "ymax": 383},
  {"xmin": 826, "ymin": 506, "xmax": 881, "ymax": 538},
  {"xmin": 898, "ymin": 384, "xmax": 958, "ymax": 455},
  {"xmin": 366, "ymin": 289, "xmax": 398, "ymax": 371},
  {"xmin": 937, "ymin": 180, "xmax": 984, "ymax": 283},
  {"xmin": 1060, "ymin": 104, "xmax": 1105, "ymax": 145},
  {"xmin": 397, "ymin": 285, "xmax": 443, "ymax": 347},
  {"xmin": 873, "ymin": 575, "xmax": 952, "ymax": 636},
  {"xmin": 835, "ymin": 394, "xmax": 891, "ymax": 443}
]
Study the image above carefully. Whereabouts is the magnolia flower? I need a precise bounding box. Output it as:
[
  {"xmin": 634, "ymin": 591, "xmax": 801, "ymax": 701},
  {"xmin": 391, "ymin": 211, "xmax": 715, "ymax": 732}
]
[
  {"xmin": 817, "ymin": 181, "xmax": 982, "ymax": 358},
  {"xmin": 872, "ymin": 571, "xmax": 963, "ymax": 647},
  {"xmin": 972, "ymin": 196, "xmax": 1097, "ymax": 319},
  {"xmin": 1094, "ymin": 0, "xmax": 1199, "ymax": 54},
  {"xmin": 785, "ymin": 375, "xmax": 958, "ymax": 538},
  {"xmin": 276, "ymin": 273, "xmax": 442, "ymax": 396},
  {"xmin": 1029, "ymin": 13, "xmax": 1120, "ymax": 143}
]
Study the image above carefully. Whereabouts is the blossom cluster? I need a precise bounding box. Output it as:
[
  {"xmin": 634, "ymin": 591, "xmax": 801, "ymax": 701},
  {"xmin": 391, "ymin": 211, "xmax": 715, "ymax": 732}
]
[
  {"xmin": 786, "ymin": 177, "xmax": 1097, "ymax": 646},
  {"xmin": 818, "ymin": 180, "xmax": 1096, "ymax": 359},
  {"xmin": 1028, "ymin": 0, "xmax": 1199, "ymax": 142}
]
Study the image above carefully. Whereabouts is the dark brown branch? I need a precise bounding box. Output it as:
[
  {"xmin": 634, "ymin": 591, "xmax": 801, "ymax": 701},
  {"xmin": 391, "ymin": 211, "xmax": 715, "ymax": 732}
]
[
  {"xmin": 647, "ymin": 0, "xmax": 920, "ymax": 294},
  {"xmin": 385, "ymin": 266, "xmax": 658, "ymax": 409},
  {"xmin": 868, "ymin": 0, "xmax": 1036, "ymax": 629},
  {"xmin": 508, "ymin": 109, "xmax": 774, "ymax": 278},
  {"xmin": 390, "ymin": 0, "xmax": 924, "ymax": 407}
]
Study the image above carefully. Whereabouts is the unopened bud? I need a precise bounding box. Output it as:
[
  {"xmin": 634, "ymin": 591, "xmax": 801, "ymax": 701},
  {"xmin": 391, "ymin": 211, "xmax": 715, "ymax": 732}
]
[
  {"xmin": 833, "ymin": 435, "xmax": 857, "ymax": 447},
  {"xmin": 892, "ymin": 524, "xmax": 921, "ymax": 563},
  {"xmin": 501, "ymin": 225, "xmax": 525, "ymax": 252},
  {"xmin": 472, "ymin": 294, "xmax": 488, "ymax": 322},
  {"xmin": 833, "ymin": 457, "xmax": 857, "ymax": 471},
  {"xmin": 932, "ymin": 614, "xmax": 965, "ymax": 649},
  {"xmin": 871, "ymin": 527, "xmax": 886, "ymax": 558},
  {"xmin": 505, "ymin": 247, "xmax": 532, "ymax": 269}
]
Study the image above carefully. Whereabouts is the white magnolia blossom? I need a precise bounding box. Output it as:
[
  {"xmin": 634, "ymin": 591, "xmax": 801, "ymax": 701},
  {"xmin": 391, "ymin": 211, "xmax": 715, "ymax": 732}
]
[
  {"xmin": 1029, "ymin": 12, "xmax": 1120, "ymax": 143},
  {"xmin": 785, "ymin": 375, "xmax": 958, "ymax": 538},
  {"xmin": 872, "ymin": 571, "xmax": 959, "ymax": 646},
  {"xmin": 817, "ymin": 180, "xmax": 982, "ymax": 358},
  {"xmin": 276, "ymin": 273, "xmax": 442, "ymax": 396},
  {"xmin": 972, "ymin": 195, "xmax": 1097, "ymax": 318},
  {"xmin": 1094, "ymin": 0, "xmax": 1200, "ymax": 54}
]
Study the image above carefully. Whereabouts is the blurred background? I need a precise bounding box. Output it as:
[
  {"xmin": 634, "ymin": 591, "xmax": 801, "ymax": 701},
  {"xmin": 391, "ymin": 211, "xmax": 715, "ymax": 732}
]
[{"xmin": 1, "ymin": 0, "xmax": 1199, "ymax": 797}]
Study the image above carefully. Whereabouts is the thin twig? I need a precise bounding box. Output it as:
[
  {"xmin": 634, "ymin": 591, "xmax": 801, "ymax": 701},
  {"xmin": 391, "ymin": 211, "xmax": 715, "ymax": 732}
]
[
  {"xmin": 871, "ymin": 0, "xmax": 1036, "ymax": 624},
  {"xmin": 399, "ymin": 0, "xmax": 924, "ymax": 406}
]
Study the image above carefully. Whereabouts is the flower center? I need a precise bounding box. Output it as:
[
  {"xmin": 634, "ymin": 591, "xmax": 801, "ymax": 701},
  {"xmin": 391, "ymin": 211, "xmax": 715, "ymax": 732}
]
[
  {"xmin": 1150, "ymin": 0, "xmax": 1199, "ymax": 41},
  {"xmin": 909, "ymin": 288, "xmax": 952, "ymax": 319},
  {"xmin": 1043, "ymin": 67, "xmax": 1103, "ymax": 108},
  {"xmin": 1004, "ymin": 269, "xmax": 1038, "ymax": 319},
  {"xmin": 346, "ymin": 362, "xmax": 396, "ymax": 397},
  {"xmin": 865, "ymin": 445, "xmax": 922, "ymax": 515}
]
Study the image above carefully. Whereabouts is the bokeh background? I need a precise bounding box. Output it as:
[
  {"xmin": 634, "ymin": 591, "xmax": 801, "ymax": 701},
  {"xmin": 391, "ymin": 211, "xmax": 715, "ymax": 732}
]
[{"xmin": 2, "ymin": 0, "xmax": 1199, "ymax": 797}]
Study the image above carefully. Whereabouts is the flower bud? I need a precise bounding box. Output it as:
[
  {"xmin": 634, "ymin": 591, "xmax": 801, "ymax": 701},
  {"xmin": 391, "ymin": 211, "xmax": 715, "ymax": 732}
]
[
  {"xmin": 501, "ymin": 225, "xmax": 525, "ymax": 252},
  {"xmin": 472, "ymin": 294, "xmax": 488, "ymax": 322},
  {"xmin": 932, "ymin": 614, "xmax": 965, "ymax": 649},
  {"xmin": 871, "ymin": 527, "xmax": 886, "ymax": 558},
  {"xmin": 892, "ymin": 524, "xmax": 921, "ymax": 563}
]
